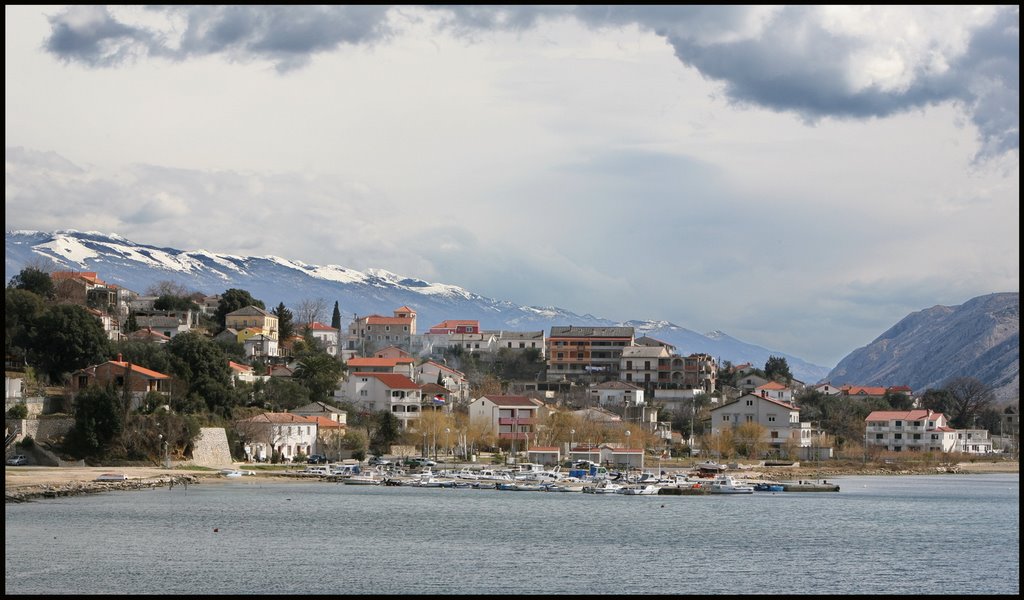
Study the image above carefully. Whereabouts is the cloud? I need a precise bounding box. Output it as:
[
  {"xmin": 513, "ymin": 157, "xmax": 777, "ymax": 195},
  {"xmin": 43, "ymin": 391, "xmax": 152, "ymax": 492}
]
[{"xmin": 40, "ymin": 5, "xmax": 1019, "ymax": 158}]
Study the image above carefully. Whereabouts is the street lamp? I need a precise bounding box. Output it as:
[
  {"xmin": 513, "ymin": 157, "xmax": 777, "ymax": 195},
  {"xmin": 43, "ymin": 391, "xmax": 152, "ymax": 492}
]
[
  {"xmin": 625, "ymin": 430, "xmax": 631, "ymax": 473},
  {"xmin": 445, "ymin": 428, "xmax": 450, "ymax": 473}
]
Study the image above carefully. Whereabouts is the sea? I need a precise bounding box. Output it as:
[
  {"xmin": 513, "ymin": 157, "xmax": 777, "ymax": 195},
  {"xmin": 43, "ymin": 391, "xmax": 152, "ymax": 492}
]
[{"xmin": 4, "ymin": 473, "xmax": 1019, "ymax": 595}]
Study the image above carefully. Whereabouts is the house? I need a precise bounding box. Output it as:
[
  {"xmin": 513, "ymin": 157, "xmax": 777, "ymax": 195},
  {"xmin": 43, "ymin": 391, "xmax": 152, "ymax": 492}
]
[
  {"xmin": 266, "ymin": 364, "xmax": 296, "ymax": 378},
  {"xmin": 72, "ymin": 354, "xmax": 171, "ymax": 410},
  {"xmin": 346, "ymin": 306, "xmax": 417, "ymax": 355},
  {"xmin": 864, "ymin": 410, "xmax": 957, "ymax": 452},
  {"xmin": 468, "ymin": 395, "xmax": 544, "ymax": 448},
  {"xmin": 841, "ymin": 385, "xmax": 888, "ymax": 400},
  {"xmin": 302, "ymin": 321, "xmax": 340, "ymax": 356},
  {"xmin": 620, "ymin": 345, "xmax": 672, "ymax": 387},
  {"xmin": 755, "ymin": 381, "xmax": 794, "ymax": 402},
  {"xmin": 419, "ymin": 383, "xmax": 452, "ymax": 413},
  {"xmin": 954, "ymin": 429, "xmax": 994, "ymax": 454},
  {"xmin": 599, "ymin": 443, "xmax": 644, "ymax": 469},
  {"xmin": 241, "ymin": 332, "xmax": 279, "ymax": 358},
  {"xmin": 290, "ymin": 401, "xmax": 349, "ymax": 425},
  {"xmin": 345, "ymin": 357, "xmax": 415, "ymax": 379},
  {"xmin": 236, "ymin": 412, "xmax": 319, "ymax": 462},
  {"xmin": 86, "ymin": 307, "xmax": 122, "ymax": 342},
  {"xmin": 589, "ymin": 380, "xmax": 645, "ymax": 407},
  {"xmin": 134, "ymin": 312, "xmax": 193, "ymax": 339},
  {"xmin": 338, "ymin": 372, "xmax": 423, "ymax": 429},
  {"xmin": 546, "ymin": 326, "xmax": 635, "ymax": 383},
  {"xmin": 572, "ymin": 406, "xmax": 622, "ymax": 423},
  {"xmin": 492, "ymin": 330, "xmax": 546, "ymax": 357},
  {"xmin": 228, "ymin": 361, "xmax": 258, "ymax": 385},
  {"xmin": 709, "ymin": 393, "xmax": 813, "ymax": 454},
  {"xmin": 127, "ymin": 327, "xmax": 171, "ymax": 344},
  {"xmin": 526, "ymin": 446, "xmax": 561, "ymax": 466},
  {"xmin": 811, "ymin": 382, "xmax": 843, "ymax": 396},
  {"xmin": 414, "ymin": 361, "xmax": 469, "ymax": 405},
  {"xmin": 225, "ymin": 306, "xmax": 279, "ymax": 341},
  {"xmin": 374, "ymin": 346, "xmax": 412, "ymax": 359},
  {"xmin": 735, "ymin": 373, "xmax": 770, "ymax": 394}
]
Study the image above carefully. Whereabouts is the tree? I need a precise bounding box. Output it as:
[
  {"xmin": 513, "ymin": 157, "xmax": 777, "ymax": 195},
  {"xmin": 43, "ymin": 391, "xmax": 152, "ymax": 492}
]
[
  {"xmin": 733, "ymin": 422, "xmax": 769, "ymax": 459},
  {"xmin": 273, "ymin": 302, "xmax": 295, "ymax": 342},
  {"xmin": 942, "ymin": 377, "xmax": 996, "ymax": 429},
  {"xmin": 29, "ymin": 304, "xmax": 111, "ymax": 383},
  {"xmin": 214, "ymin": 289, "xmax": 265, "ymax": 330},
  {"xmin": 293, "ymin": 352, "xmax": 343, "ymax": 402},
  {"xmin": 331, "ymin": 301, "xmax": 342, "ymax": 330},
  {"xmin": 5, "ymin": 288, "xmax": 46, "ymax": 358},
  {"xmin": 66, "ymin": 384, "xmax": 124, "ymax": 458},
  {"xmin": 7, "ymin": 266, "xmax": 55, "ymax": 299},
  {"xmin": 153, "ymin": 294, "xmax": 199, "ymax": 312},
  {"xmin": 369, "ymin": 410, "xmax": 401, "ymax": 457},
  {"xmin": 145, "ymin": 280, "xmax": 193, "ymax": 298},
  {"xmin": 883, "ymin": 389, "xmax": 914, "ymax": 410},
  {"xmin": 166, "ymin": 331, "xmax": 238, "ymax": 415},
  {"xmin": 125, "ymin": 310, "xmax": 139, "ymax": 333},
  {"xmin": 295, "ymin": 297, "xmax": 327, "ymax": 329},
  {"xmin": 764, "ymin": 356, "xmax": 792, "ymax": 382},
  {"xmin": 919, "ymin": 388, "xmax": 954, "ymax": 415}
]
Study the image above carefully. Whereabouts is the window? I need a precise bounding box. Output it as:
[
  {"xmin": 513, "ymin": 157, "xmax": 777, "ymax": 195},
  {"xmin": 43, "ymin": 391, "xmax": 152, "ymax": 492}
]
[
  {"xmin": 746, "ymin": 415, "xmax": 754, "ymax": 422},
  {"xmin": 722, "ymin": 415, "xmax": 730, "ymax": 422},
  {"xmin": 746, "ymin": 400, "xmax": 753, "ymax": 406},
  {"xmin": 876, "ymin": 433, "xmax": 884, "ymax": 439},
  {"xmin": 771, "ymin": 431, "xmax": 779, "ymax": 439},
  {"xmin": 894, "ymin": 433, "xmax": 902, "ymax": 439},
  {"xmin": 360, "ymin": 390, "xmax": 368, "ymax": 397},
  {"xmin": 768, "ymin": 415, "xmax": 776, "ymax": 422},
  {"xmin": 913, "ymin": 434, "xmax": 921, "ymax": 440},
  {"xmin": 931, "ymin": 434, "xmax": 938, "ymax": 440},
  {"xmin": 519, "ymin": 343, "xmax": 525, "ymax": 348},
  {"xmin": 895, "ymin": 420, "xmax": 902, "ymax": 427}
]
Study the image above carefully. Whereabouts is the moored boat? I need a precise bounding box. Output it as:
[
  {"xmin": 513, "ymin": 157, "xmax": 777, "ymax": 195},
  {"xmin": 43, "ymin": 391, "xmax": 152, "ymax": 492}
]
[{"xmin": 708, "ymin": 474, "xmax": 754, "ymax": 494}]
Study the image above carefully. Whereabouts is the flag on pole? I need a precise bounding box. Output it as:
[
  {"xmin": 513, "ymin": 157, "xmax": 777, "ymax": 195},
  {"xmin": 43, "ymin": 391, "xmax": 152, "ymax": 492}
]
[{"xmin": 432, "ymin": 394, "xmax": 445, "ymax": 405}]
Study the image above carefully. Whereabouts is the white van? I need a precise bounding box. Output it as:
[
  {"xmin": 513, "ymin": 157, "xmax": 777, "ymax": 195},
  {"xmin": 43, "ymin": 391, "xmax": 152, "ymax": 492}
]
[
  {"xmin": 329, "ymin": 464, "xmax": 360, "ymax": 476},
  {"xmin": 303, "ymin": 465, "xmax": 330, "ymax": 476}
]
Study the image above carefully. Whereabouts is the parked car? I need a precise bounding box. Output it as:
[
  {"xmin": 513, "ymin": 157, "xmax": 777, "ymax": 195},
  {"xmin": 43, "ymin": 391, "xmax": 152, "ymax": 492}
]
[
  {"xmin": 307, "ymin": 454, "xmax": 328, "ymax": 464},
  {"xmin": 368, "ymin": 457, "xmax": 392, "ymax": 466},
  {"xmin": 405, "ymin": 457, "xmax": 436, "ymax": 467},
  {"xmin": 6, "ymin": 455, "xmax": 28, "ymax": 466}
]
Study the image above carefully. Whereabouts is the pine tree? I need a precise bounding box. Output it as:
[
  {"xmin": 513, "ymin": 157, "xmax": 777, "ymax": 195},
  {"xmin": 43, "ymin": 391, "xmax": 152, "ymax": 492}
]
[{"xmin": 331, "ymin": 301, "xmax": 341, "ymax": 330}]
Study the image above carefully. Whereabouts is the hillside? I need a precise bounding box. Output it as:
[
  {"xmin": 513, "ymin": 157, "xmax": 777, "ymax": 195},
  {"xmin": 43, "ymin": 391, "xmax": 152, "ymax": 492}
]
[
  {"xmin": 5, "ymin": 229, "xmax": 831, "ymax": 383},
  {"xmin": 825, "ymin": 293, "xmax": 1019, "ymax": 402}
]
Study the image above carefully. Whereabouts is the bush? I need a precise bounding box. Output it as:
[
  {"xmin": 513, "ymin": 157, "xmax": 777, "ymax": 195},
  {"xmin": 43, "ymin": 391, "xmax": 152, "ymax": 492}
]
[
  {"xmin": 20, "ymin": 435, "xmax": 35, "ymax": 449},
  {"xmin": 6, "ymin": 403, "xmax": 29, "ymax": 419}
]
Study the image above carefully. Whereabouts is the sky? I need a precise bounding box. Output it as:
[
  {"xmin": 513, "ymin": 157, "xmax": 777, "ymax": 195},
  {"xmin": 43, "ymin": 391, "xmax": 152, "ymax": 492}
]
[{"xmin": 4, "ymin": 5, "xmax": 1020, "ymax": 368}]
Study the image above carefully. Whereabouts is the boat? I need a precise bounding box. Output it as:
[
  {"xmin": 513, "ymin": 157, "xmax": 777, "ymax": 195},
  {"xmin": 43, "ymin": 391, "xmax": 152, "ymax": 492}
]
[
  {"xmin": 220, "ymin": 469, "xmax": 243, "ymax": 478},
  {"xmin": 754, "ymin": 482, "xmax": 785, "ymax": 492},
  {"xmin": 472, "ymin": 481, "xmax": 497, "ymax": 490},
  {"xmin": 581, "ymin": 480, "xmax": 624, "ymax": 494},
  {"xmin": 95, "ymin": 473, "xmax": 128, "ymax": 481},
  {"xmin": 618, "ymin": 484, "xmax": 661, "ymax": 495},
  {"xmin": 708, "ymin": 475, "xmax": 754, "ymax": 494},
  {"xmin": 343, "ymin": 473, "xmax": 382, "ymax": 485}
]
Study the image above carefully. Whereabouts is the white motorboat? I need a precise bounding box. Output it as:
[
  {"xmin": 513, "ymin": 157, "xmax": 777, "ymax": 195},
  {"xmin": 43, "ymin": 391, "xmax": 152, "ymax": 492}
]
[
  {"xmin": 618, "ymin": 484, "xmax": 662, "ymax": 495},
  {"xmin": 708, "ymin": 475, "xmax": 754, "ymax": 494},
  {"xmin": 582, "ymin": 480, "xmax": 624, "ymax": 494},
  {"xmin": 343, "ymin": 473, "xmax": 382, "ymax": 485}
]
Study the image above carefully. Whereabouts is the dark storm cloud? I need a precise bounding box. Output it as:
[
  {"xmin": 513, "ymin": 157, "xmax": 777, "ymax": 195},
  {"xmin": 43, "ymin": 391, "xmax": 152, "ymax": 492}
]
[{"xmin": 42, "ymin": 5, "xmax": 1018, "ymax": 155}]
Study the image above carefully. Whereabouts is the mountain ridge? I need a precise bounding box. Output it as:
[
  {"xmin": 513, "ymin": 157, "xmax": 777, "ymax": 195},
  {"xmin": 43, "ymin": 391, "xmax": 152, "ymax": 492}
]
[{"xmin": 5, "ymin": 229, "xmax": 832, "ymax": 383}]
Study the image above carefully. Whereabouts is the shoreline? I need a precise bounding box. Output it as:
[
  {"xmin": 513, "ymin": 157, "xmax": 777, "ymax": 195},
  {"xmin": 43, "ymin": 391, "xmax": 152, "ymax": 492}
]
[{"xmin": 5, "ymin": 460, "xmax": 1017, "ymax": 503}]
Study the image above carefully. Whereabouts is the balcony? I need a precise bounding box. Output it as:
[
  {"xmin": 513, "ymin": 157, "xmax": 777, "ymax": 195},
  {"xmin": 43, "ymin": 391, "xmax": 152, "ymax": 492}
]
[{"xmin": 499, "ymin": 417, "xmax": 537, "ymax": 425}]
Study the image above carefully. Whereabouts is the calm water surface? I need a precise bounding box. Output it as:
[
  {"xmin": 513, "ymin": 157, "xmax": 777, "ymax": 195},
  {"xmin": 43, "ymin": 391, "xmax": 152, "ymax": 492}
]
[{"xmin": 5, "ymin": 474, "xmax": 1019, "ymax": 595}]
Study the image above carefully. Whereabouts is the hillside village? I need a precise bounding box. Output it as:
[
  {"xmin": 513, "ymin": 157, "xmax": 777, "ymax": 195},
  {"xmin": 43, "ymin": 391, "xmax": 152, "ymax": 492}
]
[{"xmin": 5, "ymin": 268, "xmax": 1020, "ymax": 468}]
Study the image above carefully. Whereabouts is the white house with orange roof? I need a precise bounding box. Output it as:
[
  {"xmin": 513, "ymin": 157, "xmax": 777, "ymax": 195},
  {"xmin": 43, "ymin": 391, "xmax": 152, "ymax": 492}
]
[
  {"xmin": 735, "ymin": 373, "xmax": 770, "ymax": 394},
  {"xmin": 338, "ymin": 372, "xmax": 423, "ymax": 429},
  {"xmin": 811, "ymin": 382, "xmax": 843, "ymax": 396},
  {"xmin": 375, "ymin": 346, "xmax": 412, "ymax": 359},
  {"xmin": 414, "ymin": 361, "xmax": 469, "ymax": 405},
  {"xmin": 589, "ymin": 380, "xmax": 645, "ymax": 407},
  {"xmin": 236, "ymin": 412, "xmax": 319, "ymax": 462},
  {"xmin": 346, "ymin": 306, "xmax": 417, "ymax": 354},
  {"xmin": 864, "ymin": 409, "xmax": 957, "ymax": 452},
  {"xmin": 345, "ymin": 356, "xmax": 415, "ymax": 379},
  {"xmin": 303, "ymin": 321, "xmax": 340, "ymax": 356},
  {"xmin": 755, "ymin": 381, "xmax": 794, "ymax": 402},
  {"xmin": 709, "ymin": 393, "xmax": 813, "ymax": 453},
  {"xmin": 228, "ymin": 361, "xmax": 258, "ymax": 385}
]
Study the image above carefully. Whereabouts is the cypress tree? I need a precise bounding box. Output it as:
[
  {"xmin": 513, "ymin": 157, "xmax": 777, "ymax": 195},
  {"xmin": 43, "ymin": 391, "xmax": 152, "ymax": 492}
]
[{"xmin": 331, "ymin": 301, "xmax": 342, "ymax": 330}]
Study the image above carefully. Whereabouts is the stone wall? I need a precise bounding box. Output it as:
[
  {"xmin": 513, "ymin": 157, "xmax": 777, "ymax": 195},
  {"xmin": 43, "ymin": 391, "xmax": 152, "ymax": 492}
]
[{"xmin": 189, "ymin": 427, "xmax": 233, "ymax": 468}]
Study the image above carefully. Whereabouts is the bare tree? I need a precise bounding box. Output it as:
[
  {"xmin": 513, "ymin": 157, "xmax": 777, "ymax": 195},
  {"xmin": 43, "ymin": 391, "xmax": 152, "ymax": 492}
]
[
  {"xmin": 295, "ymin": 297, "xmax": 327, "ymax": 328},
  {"xmin": 146, "ymin": 280, "xmax": 194, "ymax": 297},
  {"xmin": 943, "ymin": 377, "xmax": 996, "ymax": 429}
]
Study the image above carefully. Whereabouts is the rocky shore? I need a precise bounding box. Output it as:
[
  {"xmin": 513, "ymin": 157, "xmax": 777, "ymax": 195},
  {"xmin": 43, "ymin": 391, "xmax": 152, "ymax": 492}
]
[{"xmin": 5, "ymin": 473, "xmax": 204, "ymax": 503}]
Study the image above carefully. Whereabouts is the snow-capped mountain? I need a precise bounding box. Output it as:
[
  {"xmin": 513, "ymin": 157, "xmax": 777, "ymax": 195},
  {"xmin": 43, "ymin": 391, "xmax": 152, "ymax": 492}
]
[{"xmin": 5, "ymin": 229, "xmax": 831, "ymax": 383}]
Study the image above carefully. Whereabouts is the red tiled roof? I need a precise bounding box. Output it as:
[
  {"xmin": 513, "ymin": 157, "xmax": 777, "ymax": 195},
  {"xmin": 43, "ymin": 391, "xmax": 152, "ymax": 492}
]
[
  {"xmin": 757, "ymin": 381, "xmax": 788, "ymax": 390},
  {"xmin": 527, "ymin": 447, "xmax": 560, "ymax": 452},
  {"xmin": 240, "ymin": 413, "xmax": 318, "ymax": 424},
  {"xmin": 478, "ymin": 395, "xmax": 539, "ymax": 407},
  {"xmin": 347, "ymin": 357, "xmax": 414, "ymax": 367},
  {"xmin": 108, "ymin": 361, "xmax": 170, "ymax": 379},
  {"xmin": 352, "ymin": 372, "xmax": 420, "ymax": 389},
  {"xmin": 306, "ymin": 416, "xmax": 344, "ymax": 428},
  {"xmin": 306, "ymin": 322, "xmax": 338, "ymax": 331},
  {"xmin": 865, "ymin": 410, "xmax": 945, "ymax": 422},
  {"xmin": 228, "ymin": 361, "xmax": 253, "ymax": 373}
]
